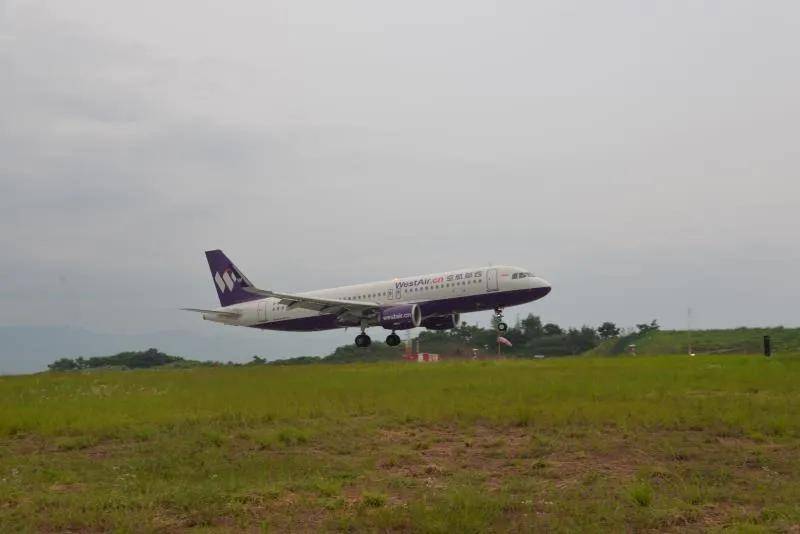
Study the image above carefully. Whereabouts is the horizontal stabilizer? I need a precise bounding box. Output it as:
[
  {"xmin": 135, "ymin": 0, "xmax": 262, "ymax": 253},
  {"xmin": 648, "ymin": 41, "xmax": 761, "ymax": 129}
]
[{"xmin": 181, "ymin": 308, "xmax": 242, "ymax": 318}]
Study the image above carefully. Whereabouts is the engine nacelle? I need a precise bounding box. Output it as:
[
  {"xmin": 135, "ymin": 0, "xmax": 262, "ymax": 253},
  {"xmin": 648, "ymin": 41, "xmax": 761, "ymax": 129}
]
[
  {"xmin": 421, "ymin": 313, "xmax": 460, "ymax": 331},
  {"xmin": 379, "ymin": 304, "xmax": 422, "ymax": 330}
]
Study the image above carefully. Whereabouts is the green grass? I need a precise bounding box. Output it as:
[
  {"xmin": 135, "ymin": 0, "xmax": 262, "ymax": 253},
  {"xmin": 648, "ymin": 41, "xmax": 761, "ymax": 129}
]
[
  {"xmin": 588, "ymin": 326, "xmax": 800, "ymax": 356},
  {"xmin": 2, "ymin": 354, "xmax": 800, "ymax": 531}
]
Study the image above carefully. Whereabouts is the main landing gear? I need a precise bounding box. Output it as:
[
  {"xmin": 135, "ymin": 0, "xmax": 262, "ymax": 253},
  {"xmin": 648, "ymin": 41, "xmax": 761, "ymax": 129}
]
[
  {"xmin": 385, "ymin": 332, "xmax": 401, "ymax": 347},
  {"xmin": 494, "ymin": 307, "xmax": 508, "ymax": 332},
  {"xmin": 355, "ymin": 320, "xmax": 372, "ymax": 348},
  {"xmin": 355, "ymin": 333, "xmax": 372, "ymax": 348}
]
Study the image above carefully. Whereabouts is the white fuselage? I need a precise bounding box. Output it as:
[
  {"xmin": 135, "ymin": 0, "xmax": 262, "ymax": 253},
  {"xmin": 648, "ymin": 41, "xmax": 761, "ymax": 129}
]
[{"xmin": 203, "ymin": 265, "xmax": 550, "ymax": 330}]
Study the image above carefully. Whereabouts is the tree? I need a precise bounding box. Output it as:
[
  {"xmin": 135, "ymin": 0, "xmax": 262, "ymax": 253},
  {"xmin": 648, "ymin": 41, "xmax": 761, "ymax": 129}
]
[
  {"xmin": 48, "ymin": 358, "xmax": 78, "ymax": 371},
  {"xmin": 597, "ymin": 322, "xmax": 621, "ymax": 340},
  {"xmin": 520, "ymin": 314, "xmax": 544, "ymax": 339},
  {"xmin": 565, "ymin": 326, "xmax": 599, "ymax": 354},
  {"xmin": 250, "ymin": 355, "xmax": 266, "ymax": 365},
  {"xmin": 502, "ymin": 325, "xmax": 526, "ymax": 348},
  {"xmin": 636, "ymin": 320, "xmax": 660, "ymax": 335},
  {"xmin": 543, "ymin": 323, "xmax": 563, "ymax": 336}
]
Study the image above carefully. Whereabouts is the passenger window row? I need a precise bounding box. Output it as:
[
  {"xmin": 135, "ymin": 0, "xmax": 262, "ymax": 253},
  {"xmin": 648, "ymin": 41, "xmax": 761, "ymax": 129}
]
[{"xmin": 338, "ymin": 279, "xmax": 482, "ymax": 301}]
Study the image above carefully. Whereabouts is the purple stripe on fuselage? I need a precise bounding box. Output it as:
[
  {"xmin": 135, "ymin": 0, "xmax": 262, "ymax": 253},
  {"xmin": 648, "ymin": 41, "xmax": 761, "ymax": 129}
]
[{"xmin": 254, "ymin": 286, "xmax": 550, "ymax": 332}]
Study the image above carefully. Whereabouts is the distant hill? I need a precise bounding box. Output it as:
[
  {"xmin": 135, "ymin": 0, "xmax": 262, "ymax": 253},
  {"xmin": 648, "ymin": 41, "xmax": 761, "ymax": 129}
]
[
  {"xmin": 269, "ymin": 342, "xmax": 404, "ymax": 365},
  {"xmin": 586, "ymin": 327, "xmax": 800, "ymax": 356},
  {"xmin": 47, "ymin": 348, "xmax": 204, "ymax": 371},
  {"xmin": 0, "ymin": 325, "xmax": 350, "ymax": 375}
]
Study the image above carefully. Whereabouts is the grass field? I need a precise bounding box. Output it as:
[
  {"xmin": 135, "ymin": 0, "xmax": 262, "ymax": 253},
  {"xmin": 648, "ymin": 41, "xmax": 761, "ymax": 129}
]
[
  {"xmin": 2, "ymin": 354, "xmax": 800, "ymax": 532},
  {"xmin": 587, "ymin": 327, "xmax": 800, "ymax": 357}
]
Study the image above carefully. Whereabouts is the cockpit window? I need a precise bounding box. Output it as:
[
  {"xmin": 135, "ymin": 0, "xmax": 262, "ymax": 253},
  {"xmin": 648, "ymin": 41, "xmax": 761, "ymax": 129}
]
[{"xmin": 512, "ymin": 273, "xmax": 519, "ymax": 279}]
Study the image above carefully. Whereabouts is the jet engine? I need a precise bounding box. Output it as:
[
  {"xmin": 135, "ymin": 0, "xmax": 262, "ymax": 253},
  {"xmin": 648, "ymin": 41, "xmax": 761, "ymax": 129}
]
[
  {"xmin": 379, "ymin": 304, "xmax": 422, "ymax": 330},
  {"xmin": 421, "ymin": 313, "xmax": 460, "ymax": 330}
]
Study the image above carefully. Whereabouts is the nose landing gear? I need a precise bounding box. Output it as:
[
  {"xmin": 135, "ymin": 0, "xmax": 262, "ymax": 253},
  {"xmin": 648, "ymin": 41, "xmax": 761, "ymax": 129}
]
[{"xmin": 494, "ymin": 307, "xmax": 508, "ymax": 332}]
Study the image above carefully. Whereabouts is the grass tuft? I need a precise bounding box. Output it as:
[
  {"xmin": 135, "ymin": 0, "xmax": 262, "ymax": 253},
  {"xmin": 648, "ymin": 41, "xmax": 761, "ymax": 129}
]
[
  {"xmin": 361, "ymin": 492, "xmax": 386, "ymax": 508},
  {"xmin": 628, "ymin": 481, "xmax": 654, "ymax": 507}
]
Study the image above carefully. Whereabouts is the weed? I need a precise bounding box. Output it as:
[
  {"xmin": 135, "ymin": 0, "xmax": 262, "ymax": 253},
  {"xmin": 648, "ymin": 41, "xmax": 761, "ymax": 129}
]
[
  {"xmin": 629, "ymin": 482, "xmax": 653, "ymax": 507},
  {"xmin": 361, "ymin": 492, "xmax": 386, "ymax": 508}
]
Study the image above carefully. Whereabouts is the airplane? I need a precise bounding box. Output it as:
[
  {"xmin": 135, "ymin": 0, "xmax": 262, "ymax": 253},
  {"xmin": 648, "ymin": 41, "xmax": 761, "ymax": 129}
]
[{"xmin": 184, "ymin": 250, "xmax": 552, "ymax": 348}]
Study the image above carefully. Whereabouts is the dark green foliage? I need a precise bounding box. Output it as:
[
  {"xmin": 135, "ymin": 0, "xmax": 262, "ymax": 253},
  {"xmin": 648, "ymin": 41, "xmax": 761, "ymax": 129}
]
[
  {"xmin": 636, "ymin": 320, "xmax": 660, "ymax": 335},
  {"xmin": 49, "ymin": 348, "xmax": 187, "ymax": 371},
  {"xmin": 268, "ymin": 356, "xmax": 322, "ymax": 366},
  {"xmin": 597, "ymin": 321, "xmax": 621, "ymax": 340},
  {"xmin": 48, "ymin": 358, "xmax": 79, "ymax": 371},
  {"xmin": 268, "ymin": 343, "xmax": 404, "ymax": 366},
  {"xmin": 417, "ymin": 314, "xmax": 602, "ymax": 357},
  {"xmin": 520, "ymin": 314, "xmax": 544, "ymax": 338},
  {"xmin": 318, "ymin": 342, "xmax": 403, "ymax": 364},
  {"xmin": 268, "ymin": 314, "xmax": 605, "ymax": 364},
  {"xmin": 543, "ymin": 323, "xmax": 563, "ymax": 336}
]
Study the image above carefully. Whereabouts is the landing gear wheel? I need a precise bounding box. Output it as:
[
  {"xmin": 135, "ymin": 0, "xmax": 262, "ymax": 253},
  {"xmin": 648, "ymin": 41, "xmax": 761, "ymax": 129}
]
[
  {"xmin": 386, "ymin": 333, "xmax": 401, "ymax": 347},
  {"xmin": 355, "ymin": 333, "xmax": 372, "ymax": 348},
  {"xmin": 493, "ymin": 307, "xmax": 507, "ymax": 332}
]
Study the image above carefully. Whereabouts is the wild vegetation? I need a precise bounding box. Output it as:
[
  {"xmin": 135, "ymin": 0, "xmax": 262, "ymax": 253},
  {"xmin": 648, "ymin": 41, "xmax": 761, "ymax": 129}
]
[{"xmin": 3, "ymin": 353, "xmax": 800, "ymax": 531}]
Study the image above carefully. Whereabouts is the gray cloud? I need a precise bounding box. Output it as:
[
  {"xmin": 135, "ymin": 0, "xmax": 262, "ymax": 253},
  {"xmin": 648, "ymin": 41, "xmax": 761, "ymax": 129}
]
[{"xmin": 1, "ymin": 1, "xmax": 799, "ymax": 372}]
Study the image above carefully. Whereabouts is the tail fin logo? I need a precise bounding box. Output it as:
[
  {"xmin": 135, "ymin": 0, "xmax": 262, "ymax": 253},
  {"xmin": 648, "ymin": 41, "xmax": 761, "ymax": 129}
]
[{"xmin": 214, "ymin": 269, "xmax": 241, "ymax": 293}]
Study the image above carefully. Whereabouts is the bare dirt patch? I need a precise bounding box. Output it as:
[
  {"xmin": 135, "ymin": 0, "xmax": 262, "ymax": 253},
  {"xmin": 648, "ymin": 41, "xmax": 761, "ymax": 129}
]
[{"xmin": 376, "ymin": 423, "xmax": 651, "ymax": 494}]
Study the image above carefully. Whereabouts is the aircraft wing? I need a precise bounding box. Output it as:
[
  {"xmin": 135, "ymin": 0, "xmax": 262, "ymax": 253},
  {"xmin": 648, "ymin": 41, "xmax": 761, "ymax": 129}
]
[
  {"xmin": 243, "ymin": 287, "xmax": 379, "ymax": 315},
  {"xmin": 181, "ymin": 308, "xmax": 242, "ymax": 318}
]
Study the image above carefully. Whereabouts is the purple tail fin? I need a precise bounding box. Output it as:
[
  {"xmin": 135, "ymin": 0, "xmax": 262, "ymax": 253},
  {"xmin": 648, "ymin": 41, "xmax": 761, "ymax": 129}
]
[{"xmin": 205, "ymin": 250, "xmax": 261, "ymax": 307}]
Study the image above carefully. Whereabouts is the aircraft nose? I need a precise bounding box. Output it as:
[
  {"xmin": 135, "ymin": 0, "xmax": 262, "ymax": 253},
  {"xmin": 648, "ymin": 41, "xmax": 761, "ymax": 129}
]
[
  {"xmin": 530, "ymin": 277, "xmax": 552, "ymax": 296},
  {"xmin": 532, "ymin": 276, "xmax": 550, "ymax": 288}
]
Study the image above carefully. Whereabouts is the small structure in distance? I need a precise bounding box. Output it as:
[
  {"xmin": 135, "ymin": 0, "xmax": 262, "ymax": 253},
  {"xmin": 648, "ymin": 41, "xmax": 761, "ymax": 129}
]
[{"xmin": 403, "ymin": 352, "xmax": 439, "ymax": 362}]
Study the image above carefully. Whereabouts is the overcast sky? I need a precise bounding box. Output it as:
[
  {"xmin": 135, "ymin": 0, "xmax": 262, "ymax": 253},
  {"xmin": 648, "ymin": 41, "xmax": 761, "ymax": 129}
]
[{"xmin": 1, "ymin": 1, "xmax": 798, "ymax": 360}]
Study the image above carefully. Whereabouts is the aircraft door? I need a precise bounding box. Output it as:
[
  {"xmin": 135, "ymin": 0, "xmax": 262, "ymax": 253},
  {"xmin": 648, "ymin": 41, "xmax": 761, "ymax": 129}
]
[
  {"xmin": 257, "ymin": 301, "xmax": 266, "ymax": 321},
  {"xmin": 487, "ymin": 269, "xmax": 499, "ymax": 292}
]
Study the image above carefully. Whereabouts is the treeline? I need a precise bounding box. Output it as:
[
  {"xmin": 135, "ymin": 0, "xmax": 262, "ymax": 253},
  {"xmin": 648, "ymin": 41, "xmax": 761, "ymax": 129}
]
[
  {"xmin": 265, "ymin": 343, "xmax": 403, "ymax": 366},
  {"xmin": 48, "ymin": 348, "xmax": 204, "ymax": 371},
  {"xmin": 47, "ymin": 317, "xmax": 659, "ymax": 370},
  {"xmin": 416, "ymin": 315, "xmax": 639, "ymax": 357},
  {"xmin": 270, "ymin": 315, "xmax": 657, "ymax": 364}
]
